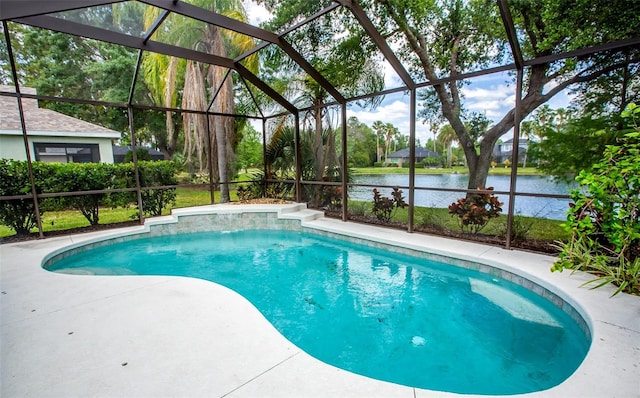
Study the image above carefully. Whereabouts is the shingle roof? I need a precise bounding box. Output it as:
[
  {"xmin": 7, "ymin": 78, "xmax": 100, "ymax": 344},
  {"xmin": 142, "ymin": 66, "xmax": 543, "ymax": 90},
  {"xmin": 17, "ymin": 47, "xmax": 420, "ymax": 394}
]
[{"xmin": 0, "ymin": 85, "xmax": 121, "ymax": 138}]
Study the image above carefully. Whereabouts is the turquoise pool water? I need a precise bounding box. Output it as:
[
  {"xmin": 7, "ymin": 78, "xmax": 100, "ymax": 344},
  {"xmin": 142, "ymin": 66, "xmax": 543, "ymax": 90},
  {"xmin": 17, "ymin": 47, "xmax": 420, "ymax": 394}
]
[{"xmin": 47, "ymin": 229, "xmax": 590, "ymax": 394}]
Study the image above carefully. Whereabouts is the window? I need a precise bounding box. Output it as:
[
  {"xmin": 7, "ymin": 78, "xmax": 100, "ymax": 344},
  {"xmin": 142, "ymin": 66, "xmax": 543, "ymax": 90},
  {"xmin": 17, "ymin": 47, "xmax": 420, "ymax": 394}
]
[{"xmin": 33, "ymin": 143, "xmax": 100, "ymax": 163}]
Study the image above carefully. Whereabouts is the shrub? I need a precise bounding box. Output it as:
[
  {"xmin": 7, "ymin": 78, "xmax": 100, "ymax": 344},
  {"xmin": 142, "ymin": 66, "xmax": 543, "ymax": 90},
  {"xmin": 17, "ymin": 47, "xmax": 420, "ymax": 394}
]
[
  {"xmin": 448, "ymin": 187, "xmax": 503, "ymax": 234},
  {"xmin": 372, "ymin": 187, "xmax": 407, "ymax": 222},
  {"xmin": 138, "ymin": 161, "xmax": 178, "ymax": 217},
  {"xmin": 0, "ymin": 160, "xmax": 53, "ymax": 235},
  {"xmin": 50, "ymin": 162, "xmax": 118, "ymax": 226},
  {"xmin": 552, "ymin": 104, "xmax": 640, "ymax": 296},
  {"xmin": 240, "ymin": 171, "xmax": 293, "ymax": 201}
]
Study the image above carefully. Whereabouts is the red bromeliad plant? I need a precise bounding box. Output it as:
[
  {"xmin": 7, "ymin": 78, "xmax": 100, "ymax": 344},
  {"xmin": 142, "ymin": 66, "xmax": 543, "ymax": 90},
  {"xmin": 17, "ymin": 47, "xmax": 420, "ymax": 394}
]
[
  {"xmin": 372, "ymin": 187, "xmax": 407, "ymax": 222},
  {"xmin": 448, "ymin": 187, "xmax": 503, "ymax": 234}
]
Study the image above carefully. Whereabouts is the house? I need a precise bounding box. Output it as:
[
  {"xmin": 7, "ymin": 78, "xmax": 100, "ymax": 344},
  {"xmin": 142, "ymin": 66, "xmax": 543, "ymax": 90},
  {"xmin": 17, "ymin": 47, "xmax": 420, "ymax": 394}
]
[
  {"xmin": 493, "ymin": 138, "xmax": 530, "ymax": 164},
  {"xmin": 112, "ymin": 145, "xmax": 166, "ymax": 163},
  {"xmin": 0, "ymin": 85, "xmax": 121, "ymax": 163},
  {"xmin": 386, "ymin": 147, "xmax": 439, "ymax": 166}
]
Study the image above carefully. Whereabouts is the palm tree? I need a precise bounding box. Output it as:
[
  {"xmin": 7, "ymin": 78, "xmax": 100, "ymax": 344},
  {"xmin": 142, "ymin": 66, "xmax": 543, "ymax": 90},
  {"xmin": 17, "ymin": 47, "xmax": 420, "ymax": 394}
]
[
  {"xmin": 437, "ymin": 124, "xmax": 457, "ymax": 168},
  {"xmin": 372, "ymin": 120, "xmax": 385, "ymax": 163},
  {"xmin": 140, "ymin": 0, "xmax": 256, "ymax": 202},
  {"xmin": 383, "ymin": 123, "xmax": 398, "ymax": 165}
]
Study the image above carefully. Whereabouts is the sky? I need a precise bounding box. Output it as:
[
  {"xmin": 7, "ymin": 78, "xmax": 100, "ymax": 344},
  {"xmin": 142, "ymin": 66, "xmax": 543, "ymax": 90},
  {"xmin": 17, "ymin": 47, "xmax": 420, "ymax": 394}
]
[{"xmin": 242, "ymin": 1, "xmax": 572, "ymax": 145}]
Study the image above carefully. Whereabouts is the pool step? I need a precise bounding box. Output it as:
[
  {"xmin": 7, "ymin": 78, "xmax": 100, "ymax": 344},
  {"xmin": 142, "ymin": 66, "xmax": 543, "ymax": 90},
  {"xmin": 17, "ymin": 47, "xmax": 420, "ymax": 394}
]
[{"xmin": 278, "ymin": 207, "xmax": 324, "ymax": 223}]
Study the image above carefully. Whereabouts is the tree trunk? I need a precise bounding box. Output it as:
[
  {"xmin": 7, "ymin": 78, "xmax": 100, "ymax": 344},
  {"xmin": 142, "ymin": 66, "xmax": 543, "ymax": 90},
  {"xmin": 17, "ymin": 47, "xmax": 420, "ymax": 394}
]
[
  {"xmin": 208, "ymin": 26, "xmax": 234, "ymax": 203},
  {"xmin": 213, "ymin": 114, "xmax": 229, "ymax": 202},
  {"xmin": 313, "ymin": 105, "xmax": 324, "ymax": 181}
]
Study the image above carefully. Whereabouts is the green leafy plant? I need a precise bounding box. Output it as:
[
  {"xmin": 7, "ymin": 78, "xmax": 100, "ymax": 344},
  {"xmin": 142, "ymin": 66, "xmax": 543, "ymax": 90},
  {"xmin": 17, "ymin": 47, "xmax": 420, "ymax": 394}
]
[
  {"xmin": 372, "ymin": 187, "xmax": 407, "ymax": 222},
  {"xmin": 501, "ymin": 214, "xmax": 536, "ymax": 241},
  {"xmin": 448, "ymin": 187, "xmax": 503, "ymax": 234},
  {"xmin": 348, "ymin": 201, "xmax": 369, "ymax": 217},
  {"xmin": 236, "ymin": 185, "xmax": 253, "ymax": 201},
  {"xmin": 417, "ymin": 208, "xmax": 447, "ymax": 231},
  {"xmin": 50, "ymin": 162, "xmax": 117, "ymax": 226},
  {"xmin": 242, "ymin": 170, "xmax": 293, "ymax": 200},
  {"xmin": 0, "ymin": 160, "xmax": 52, "ymax": 235},
  {"xmin": 552, "ymin": 103, "xmax": 640, "ymax": 296},
  {"xmin": 138, "ymin": 161, "xmax": 178, "ymax": 217}
]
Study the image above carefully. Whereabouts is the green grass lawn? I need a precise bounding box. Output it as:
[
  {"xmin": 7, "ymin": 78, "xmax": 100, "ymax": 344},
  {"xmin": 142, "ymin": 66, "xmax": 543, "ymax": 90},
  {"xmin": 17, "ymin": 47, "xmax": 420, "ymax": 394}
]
[
  {"xmin": 347, "ymin": 200, "xmax": 568, "ymax": 241},
  {"xmin": 1, "ymin": 185, "xmax": 566, "ymax": 243},
  {"xmin": 0, "ymin": 187, "xmax": 237, "ymax": 238}
]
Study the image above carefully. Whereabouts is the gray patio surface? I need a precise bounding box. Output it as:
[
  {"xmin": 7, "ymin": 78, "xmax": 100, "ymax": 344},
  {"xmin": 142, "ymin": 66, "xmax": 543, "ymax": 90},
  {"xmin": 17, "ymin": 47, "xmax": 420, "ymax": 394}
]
[{"xmin": 1, "ymin": 204, "xmax": 638, "ymax": 397}]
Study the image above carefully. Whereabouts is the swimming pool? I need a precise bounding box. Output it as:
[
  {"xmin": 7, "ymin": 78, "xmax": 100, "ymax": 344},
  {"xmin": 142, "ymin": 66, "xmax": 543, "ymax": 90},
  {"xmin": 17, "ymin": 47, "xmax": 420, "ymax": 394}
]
[{"xmin": 46, "ymin": 227, "xmax": 590, "ymax": 395}]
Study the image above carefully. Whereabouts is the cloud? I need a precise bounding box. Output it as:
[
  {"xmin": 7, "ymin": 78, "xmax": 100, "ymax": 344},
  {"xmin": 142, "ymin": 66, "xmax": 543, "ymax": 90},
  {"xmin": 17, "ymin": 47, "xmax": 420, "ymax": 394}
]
[
  {"xmin": 348, "ymin": 98, "xmax": 436, "ymax": 144},
  {"xmin": 243, "ymin": 0, "xmax": 272, "ymax": 26}
]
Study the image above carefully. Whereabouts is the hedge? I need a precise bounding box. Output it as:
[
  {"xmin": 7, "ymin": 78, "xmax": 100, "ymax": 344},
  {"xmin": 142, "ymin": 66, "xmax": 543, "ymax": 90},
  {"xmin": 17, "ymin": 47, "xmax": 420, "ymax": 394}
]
[{"xmin": 0, "ymin": 159, "xmax": 177, "ymax": 235}]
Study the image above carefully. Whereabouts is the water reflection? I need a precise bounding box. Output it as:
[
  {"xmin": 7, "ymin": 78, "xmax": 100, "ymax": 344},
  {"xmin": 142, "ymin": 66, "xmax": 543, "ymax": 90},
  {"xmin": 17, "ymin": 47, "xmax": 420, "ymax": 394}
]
[{"xmin": 351, "ymin": 174, "xmax": 577, "ymax": 220}]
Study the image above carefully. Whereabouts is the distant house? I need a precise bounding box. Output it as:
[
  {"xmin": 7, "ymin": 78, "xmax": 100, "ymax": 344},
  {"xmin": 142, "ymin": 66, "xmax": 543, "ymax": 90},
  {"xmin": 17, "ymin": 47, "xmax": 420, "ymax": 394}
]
[
  {"xmin": 386, "ymin": 147, "xmax": 439, "ymax": 166},
  {"xmin": 112, "ymin": 145, "xmax": 166, "ymax": 163},
  {"xmin": 0, "ymin": 85, "xmax": 121, "ymax": 163},
  {"xmin": 493, "ymin": 138, "xmax": 530, "ymax": 164}
]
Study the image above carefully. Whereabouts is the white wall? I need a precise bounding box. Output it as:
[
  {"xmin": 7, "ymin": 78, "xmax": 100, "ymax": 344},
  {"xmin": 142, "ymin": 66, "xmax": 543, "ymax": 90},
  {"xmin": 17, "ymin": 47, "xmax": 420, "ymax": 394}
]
[{"xmin": 0, "ymin": 134, "xmax": 115, "ymax": 163}]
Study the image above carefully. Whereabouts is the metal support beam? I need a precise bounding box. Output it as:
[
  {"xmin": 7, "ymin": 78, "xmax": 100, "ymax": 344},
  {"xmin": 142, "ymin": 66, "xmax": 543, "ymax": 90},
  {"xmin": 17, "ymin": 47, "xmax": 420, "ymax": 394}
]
[
  {"xmin": 408, "ymin": 89, "xmax": 416, "ymax": 233},
  {"xmin": 207, "ymin": 69, "xmax": 232, "ymax": 112},
  {"xmin": 235, "ymin": 63, "xmax": 298, "ymax": 114},
  {"xmin": 278, "ymin": 38, "xmax": 346, "ymax": 104},
  {"xmin": 143, "ymin": 9, "xmax": 171, "ymax": 43},
  {"xmin": 233, "ymin": 3, "xmax": 339, "ymax": 63},
  {"xmin": 0, "ymin": 0, "xmax": 122, "ymax": 20},
  {"xmin": 127, "ymin": 106, "xmax": 145, "ymax": 225},
  {"xmin": 341, "ymin": 103, "xmax": 348, "ymax": 221},
  {"xmin": 128, "ymin": 50, "xmax": 144, "ymax": 105},
  {"xmin": 262, "ymin": 119, "xmax": 268, "ymax": 198},
  {"xmin": 294, "ymin": 112, "xmax": 302, "ymax": 202},
  {"xmin": 498, "ymin": 0, "xmax": 524, "ymax": 69},
  {"xmin": 205, "ymin": 115, "xmax": 216, "ymax": 204},
  {"xmin": 524, "ymin": 36, "xmax": 640, "ymax": 67},
  {"xmin": 336, "ymin": 0, "xmax": 416, "ymax": 90},
  {"xmin": 16, "ymin": 15, "xmax": 237, "ymax": 69},
  {"xmin": 138, "ymin": 0, "xmax": 280, "ymax": 43},
  {"xmin": 238, "ymin": 75, "xmax": 265, "ymax": 118},
  {"xmin": 505, "ymin": 68, "xmax": 524, "ymax": 249},
  {"xmin": 3, "ymin": 21, "xmax": 43, "ymax": 238}
]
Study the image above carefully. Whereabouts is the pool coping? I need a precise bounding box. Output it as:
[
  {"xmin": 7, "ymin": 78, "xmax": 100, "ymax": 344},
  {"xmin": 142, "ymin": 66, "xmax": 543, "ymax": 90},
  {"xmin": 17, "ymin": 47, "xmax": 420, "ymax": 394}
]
[{"xmin": 1, "ymin": 203, "xmax": 639, "ymax": 397}]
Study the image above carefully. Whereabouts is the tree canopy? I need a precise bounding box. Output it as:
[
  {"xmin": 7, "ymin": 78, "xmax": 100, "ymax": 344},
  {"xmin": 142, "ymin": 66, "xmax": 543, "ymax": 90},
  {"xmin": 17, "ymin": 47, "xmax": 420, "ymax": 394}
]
[{"xmin": 362, "ymin": 0, "xmax": 639, "ymax": 189}]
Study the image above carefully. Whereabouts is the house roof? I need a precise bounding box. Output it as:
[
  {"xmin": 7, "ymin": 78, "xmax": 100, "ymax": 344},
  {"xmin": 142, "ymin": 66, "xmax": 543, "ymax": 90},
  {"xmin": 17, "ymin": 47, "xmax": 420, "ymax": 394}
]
[
  {"xmin": 387, "ymin": 147, "xmax": 439, "ymax": 158},
  {"xmin": 0, "ymin": 85, "xmax": 121, "ymax": 139}
]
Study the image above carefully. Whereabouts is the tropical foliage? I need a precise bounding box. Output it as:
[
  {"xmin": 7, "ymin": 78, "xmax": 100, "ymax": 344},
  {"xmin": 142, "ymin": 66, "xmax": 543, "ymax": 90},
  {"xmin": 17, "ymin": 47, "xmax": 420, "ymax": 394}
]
[
  {"xmin": 139, "ymin": 0, "xmax": 258, "ymax": 202},
  {"xmin": 552, "ymin": 104, "xmax": 640, "ymax": 296},
  {"xmin": 362, "ymin": 0, "xmax": 639, "ymax": 190},
  {"xmin": 372, "ymin": 187, "xmax": 407, "ymax": 222},
  {"xmin": 448, "ymin": 187, "xmax": 503, "ymax": 234}
]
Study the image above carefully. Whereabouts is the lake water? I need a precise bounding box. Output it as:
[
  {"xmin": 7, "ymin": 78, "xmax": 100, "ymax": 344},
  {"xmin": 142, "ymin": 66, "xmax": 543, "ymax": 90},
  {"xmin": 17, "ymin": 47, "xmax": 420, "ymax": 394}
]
[{"xmin": 350, "ymin": 174, "xmax": 577, "ymax": 220}]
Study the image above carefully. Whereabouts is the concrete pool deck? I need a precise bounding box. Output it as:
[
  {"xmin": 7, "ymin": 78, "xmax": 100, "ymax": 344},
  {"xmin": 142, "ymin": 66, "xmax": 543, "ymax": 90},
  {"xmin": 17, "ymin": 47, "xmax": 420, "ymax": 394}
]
[{"xmin": 1, "ymin": 204, "xmax": 638, "ymax": 397}]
